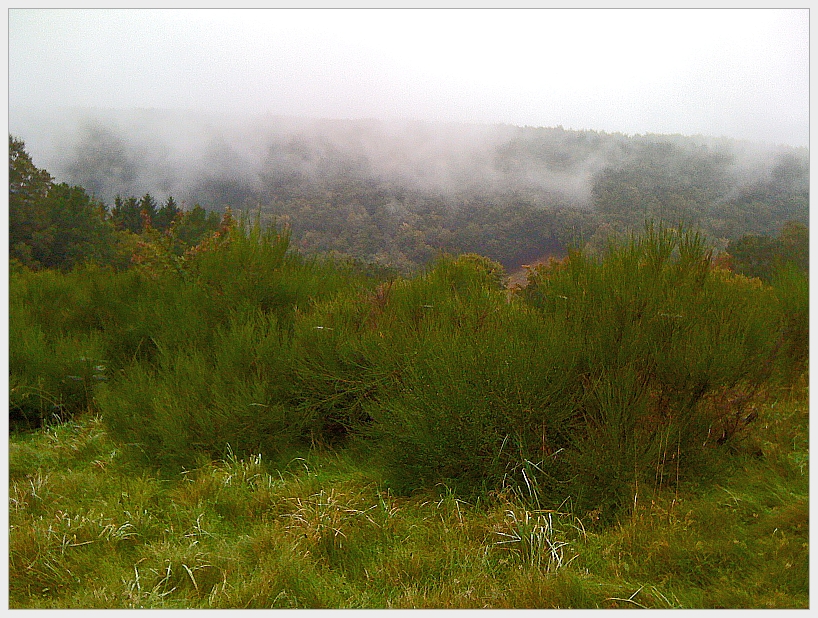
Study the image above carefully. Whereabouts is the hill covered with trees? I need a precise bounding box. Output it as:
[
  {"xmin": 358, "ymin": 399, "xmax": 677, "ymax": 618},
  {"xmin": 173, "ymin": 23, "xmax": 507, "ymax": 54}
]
[{"xmin": 9, "ymin": 110, "xmax": 808, "ymax": 273}]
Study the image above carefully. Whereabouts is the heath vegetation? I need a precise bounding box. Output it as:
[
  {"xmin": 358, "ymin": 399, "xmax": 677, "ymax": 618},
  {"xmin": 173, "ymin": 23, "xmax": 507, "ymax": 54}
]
[{"xmin": 8, "ymin": 135, "xmax": 809, "ymax": 608}]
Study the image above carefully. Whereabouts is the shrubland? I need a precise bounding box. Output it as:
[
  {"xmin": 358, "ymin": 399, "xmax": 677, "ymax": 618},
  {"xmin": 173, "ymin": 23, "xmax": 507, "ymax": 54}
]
[{"xmin": 9, "ymin": 211, "xmax": 808, "ymax": 607}]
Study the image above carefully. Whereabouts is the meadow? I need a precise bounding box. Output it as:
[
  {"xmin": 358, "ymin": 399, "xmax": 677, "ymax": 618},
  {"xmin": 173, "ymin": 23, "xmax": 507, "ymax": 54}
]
[{"xmin": 9, "ymin": 219, "xmax": 809, "ymax": 608}]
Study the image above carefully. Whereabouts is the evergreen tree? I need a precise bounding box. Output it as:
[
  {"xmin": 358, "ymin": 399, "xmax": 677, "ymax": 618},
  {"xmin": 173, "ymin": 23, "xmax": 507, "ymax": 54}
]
[
  {"xmin": 139, "ymin": 193, "xmax": 159, "ymax": 227},
  {"xmin": 726, "ymin": 221, "xmax": 809, "ymax": 282},
  {"xmin": 8, "ymin": 136, "xmax": 118, "ymax": 270},
  {"xmin": 35, "ymin": 183, "xmax": 118, "ymax": 270},
  {"xmin": 174, "ymin": 205, "xmax": 223, "ymax": 247},
  {"xmin": 778, "ymin": 220, "xmax": 809, "ymax": 273},
  {"xmin": 154, "ymin": 196, "xmax": 181, "ymax": 231},
  {"xmin": 111, "ymin": 195, "xmax": 142, "ymax": 233}
]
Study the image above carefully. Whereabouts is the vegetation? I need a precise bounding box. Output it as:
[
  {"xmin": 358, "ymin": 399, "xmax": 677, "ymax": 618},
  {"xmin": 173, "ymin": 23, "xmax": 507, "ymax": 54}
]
[
  {"xmin": 8, "ymin": 134, "xmax": 809, "ymax": 608},
  {"xmin": 239, "ymin": 126, "xmax": 809, "ymax": 272},
  {"xmin": 727, "ymin": 221, "xmax": 809, "ymax": 282},
  {"xmin": 18, "ymin": 115, "xmax": 811, "ymax": 273},
  {"xmin": 8, "ymin": 380, "xmax": 809, "ymax": 608},
  {"xmin": 9, "ymin": 136, "xmax": 224, "ymax": 273}
]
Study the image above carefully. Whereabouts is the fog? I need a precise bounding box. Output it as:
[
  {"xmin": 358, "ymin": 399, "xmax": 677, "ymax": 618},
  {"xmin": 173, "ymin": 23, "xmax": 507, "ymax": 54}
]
[
  {"xmin": 9, "ymin": 104, "xmax": 806, "ymax": 214},
  {"xmin": 9, "ymin": 8, "xmax": 808, "ymax": 144},
  {"xmin": 8, "ymin": 8, "xmax": 809, "ymax": 210}
]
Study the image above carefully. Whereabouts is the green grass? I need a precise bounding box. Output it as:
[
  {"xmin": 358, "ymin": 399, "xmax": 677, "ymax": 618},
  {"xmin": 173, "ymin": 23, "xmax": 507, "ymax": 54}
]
[{"xmin": 9, "ymin": 375, "xmax": 808, "ymax": 608}]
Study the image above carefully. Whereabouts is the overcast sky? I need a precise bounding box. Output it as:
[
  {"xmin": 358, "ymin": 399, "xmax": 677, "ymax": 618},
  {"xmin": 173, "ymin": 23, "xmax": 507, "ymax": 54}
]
[{"xmin": 7, "ymin": 7, "xmax": 810, "ymax": 147}]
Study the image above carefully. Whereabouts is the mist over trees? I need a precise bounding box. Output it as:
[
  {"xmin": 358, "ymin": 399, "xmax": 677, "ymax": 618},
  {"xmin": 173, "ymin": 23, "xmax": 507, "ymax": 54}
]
[
  {"xmin": 9, "ymin": 135, "xmax": 225, "ymax": 272},
  {"xmin": 9, "ymin": 107, "xmax": 808, "ymax": 272}
]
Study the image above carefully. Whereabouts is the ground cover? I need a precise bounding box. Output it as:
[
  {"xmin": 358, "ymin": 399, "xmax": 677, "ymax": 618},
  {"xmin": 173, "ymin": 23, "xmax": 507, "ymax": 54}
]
[{"xmin": 8, "ymin": 375, "xmax": 808, "ymax": 608}]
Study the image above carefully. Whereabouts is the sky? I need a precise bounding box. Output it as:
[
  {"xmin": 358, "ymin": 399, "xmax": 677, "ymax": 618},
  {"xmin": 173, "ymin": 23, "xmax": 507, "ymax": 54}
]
[{"xmin": 7, "ymin": 7, "xmax": 811, "ymax": 147}]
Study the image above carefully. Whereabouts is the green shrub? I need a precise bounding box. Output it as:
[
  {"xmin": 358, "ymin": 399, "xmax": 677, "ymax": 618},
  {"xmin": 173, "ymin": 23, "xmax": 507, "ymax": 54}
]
[
  {"xmin": 9, "ymin": 322, "xmax": 106, "ymax": 428},
  {"xmin": 186, "ymin": 217, "xmax": 368, "ymax": 328},
  {"xmin": 100, "ymin": 272, "xmax": 217, "ymax": 371},
  {"xmin": 353, "ymin": 226, "xmax": 782, "ymax": 517},
  {"xmin": 288, "ymin": 289, "xmax": 392, "ymax": 445},
  {"xmin": 367, "ymin": 307, "xmax": 582, "ymax": 498},
  {"xmin": 286, "ymin": 253, "xmax": 505, "ymax": 447},
  {"xmin": 9, "ymin": 271, "xmax": 108, "ymax": 427},
  {"xmin": 770, "ymin": 262, "xmax": 808, "ymax": 382},
  {"xmin": 352, "ymin": 254, "xmax": 576, "ymax": 498},
  {"xmin": 11, "ymin": 217, "xmax": 792, "ymax": 522},
  {"xmin": 521, "ymin": 224, "xmax": 780, "ymax": 515},
  {"xmin": 98, "ymin": 310, "xmax": 297, "ymax": 471},
  {"xmin": 95, "ymin": 216, "xmax": 383, "ymax": 469}
]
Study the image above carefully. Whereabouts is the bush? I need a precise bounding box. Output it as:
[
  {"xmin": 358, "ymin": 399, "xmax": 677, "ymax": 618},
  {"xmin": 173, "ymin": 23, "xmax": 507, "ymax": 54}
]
[
  {"xmin": 96, "ymin": 219, "xmax": 383, "ymax": 469},
  {"xmin": 367, "ymin": 306, "xmax": 582, "ymax": 498},
  {"xmin": 97, "ymin": 310, "xmax": 297, "ymax": 471},
  {"xmin": 521, "ymin": 224, "xmax": 780, "ymax": 515},
  {"xmin": 9, "ymin": 269, "xmax": 109, "ymax": 428},
  {"xmin": 9, "ymin": 318, "xmax": 106, "ymax": 429},
  {"xmin": 771, "ymin": 262, "xmax": 808, "ymax": 382},
  {"xmin": 287, "ymin": 253, "xmax": 506, "ymax": 447},
  {"xmin": 352, "ymin": 255, "xmax": 575, "ymax": 498},
  {"xmin": 353, "ymin": 226, "xmax": 782, "ymax": 517},
  {"xmin": 288, "ymin": 288, "xmax": 391, "ymax": 445},
  {"xmin": 10, "ymin": 218, "xmax": 793, "ymax": 521}
]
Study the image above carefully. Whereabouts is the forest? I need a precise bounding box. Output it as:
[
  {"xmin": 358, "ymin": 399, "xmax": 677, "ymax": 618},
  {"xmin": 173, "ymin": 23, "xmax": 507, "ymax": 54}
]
[
  {"xmin": 9, "ymin": 111, "xmax": 809, "ymax": 273},
  {"xmin": 8, "ymin": 122, "xmax": 809, "ymax": 609}
]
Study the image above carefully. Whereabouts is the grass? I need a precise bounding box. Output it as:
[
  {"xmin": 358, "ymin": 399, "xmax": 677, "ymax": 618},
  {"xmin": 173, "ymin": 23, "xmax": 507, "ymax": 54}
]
[{"xmin": 9, "ymin": 374, "xmax": 808, "ymax": 608}]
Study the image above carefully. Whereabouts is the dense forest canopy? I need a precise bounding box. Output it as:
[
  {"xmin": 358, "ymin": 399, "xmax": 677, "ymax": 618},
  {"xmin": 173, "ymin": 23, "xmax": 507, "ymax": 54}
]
[{"xmin": 8, "ymin": 109, "xmax": 808, "ymax": 274}]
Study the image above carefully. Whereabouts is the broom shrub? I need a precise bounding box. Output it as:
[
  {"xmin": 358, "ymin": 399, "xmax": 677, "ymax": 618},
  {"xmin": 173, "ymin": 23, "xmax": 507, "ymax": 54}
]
[
  {"xmin": 9, "ymin": 269, "xmax": 109, "ymax": 427},
  {"xmin": 94, "ymin": 218, "xmax": 382, "ymax": 468},
  {"xmin": 357, "ymin": 226, "xmax": 783, "ymax": 517},
  {"xmin": 770, "ymin": 262, "xmax": 809, "ymax": 382},
  {"xmin": 10, "ymin": 218, "xmax": 797, "ymax": 521},
  {"xmin": 521, "ymin": 224, "xmax": 780, "ymax": 515},
  {"xmin": 96, "ymin": 309, "xmax": 297, "ymax": 471}
]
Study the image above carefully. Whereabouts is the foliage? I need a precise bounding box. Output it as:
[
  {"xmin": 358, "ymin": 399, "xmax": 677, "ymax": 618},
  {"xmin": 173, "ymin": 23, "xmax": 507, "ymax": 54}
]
[
  {"xmin": 7, "ymin": 121, "xmax": 810, "ymax": 608},
  {"xmin": 11, "ymin": 218, "xmax": 803, "ymax": 518},
  {"xmin": 770, "ymin": 262, "xmax": 809, "ymax": 382},
  {"xmin": 10, "ymin": 136, "xmax": 119, "ymax": 270},
  {"xmin": 8, "ymin": 379, "xmax": 808, "ymax": 607},
  {"xmin": 354, "ymin": 226, "xmax": 786, "ymax": 517},
  {"xmin": 111, "ymin": 195, "xmax": 143, "ymax": 234},
  {"xmin": 517, "ymin": 225, "xmax": 780, "ymax": 514},
  {"xmin": 592, "ymin": 141, "xmax": 731, "ymax": 228},
  {"xmin": 727, "ymin": 220, "xmax": 809, "ymax": 282},
  {"xmin": 172, "ymin": 205, "xmax": 223, "ymax": 250},
  {"xmin": 362, "ymin": 255, "xmax": 581, "ymax": 497},
  {"xmin": 9, "ymin": 137, "xmax": 226, "ymax": 273},
  {"xmin": 11, "ymin": 125, "xmax": 810, "ymax": 276},
  {"xmin": 9, "ymin": 135, "xmax": 53, "ymax": 267},
  {"xmin": 241, "ymin": 128, "xmax": 809, "ymax": 272},
  {"xmin": 95, "ymin": 314, "xmax": 296, "ymax": 471},
  {"xmin": 153, "ymin": 196, "xmax": 181, "ymax": 231},
  {"xmin": 92, "ymin": 217, "xmax": 378, "ymax": 469}
]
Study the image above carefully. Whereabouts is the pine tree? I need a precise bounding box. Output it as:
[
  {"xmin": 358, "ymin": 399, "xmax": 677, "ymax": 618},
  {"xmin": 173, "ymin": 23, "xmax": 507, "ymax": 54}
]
[
  {"xmin": 154, "ymin": 196, "xmax": 181, "ymax": 231},
  {"xmin": 139, "ymin": 193, "xmax": 159, "ymax": 228},
  {"xmin": 111, "ymin": 195, "xmax": 142, "ymax": 233}
]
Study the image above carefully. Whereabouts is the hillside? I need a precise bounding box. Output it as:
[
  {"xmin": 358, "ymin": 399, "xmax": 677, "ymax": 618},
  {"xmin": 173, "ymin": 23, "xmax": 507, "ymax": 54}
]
[{"xmin": 9, "ymin": 109, "xmax": 809, "ymax": 272}]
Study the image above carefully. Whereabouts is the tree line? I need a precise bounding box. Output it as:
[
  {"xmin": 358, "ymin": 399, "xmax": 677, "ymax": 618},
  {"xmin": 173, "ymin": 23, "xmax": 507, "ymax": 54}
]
[
  {"xmin": 9, "ymin": 133, "xmax": 809, "ymax": 280},
  {"xmin": 9, "ymin": 135, "xmax": 223, "ymax": 271}
]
